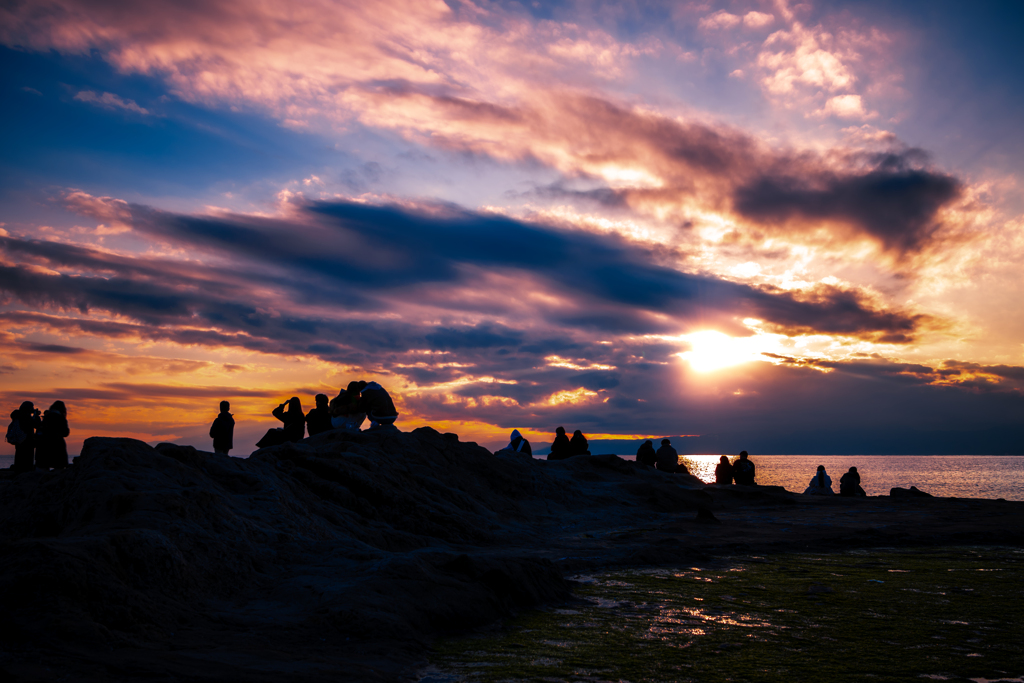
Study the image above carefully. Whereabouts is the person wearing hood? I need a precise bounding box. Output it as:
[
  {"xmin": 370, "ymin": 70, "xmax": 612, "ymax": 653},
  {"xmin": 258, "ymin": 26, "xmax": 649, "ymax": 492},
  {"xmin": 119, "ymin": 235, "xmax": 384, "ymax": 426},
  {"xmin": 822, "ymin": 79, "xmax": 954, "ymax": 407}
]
[
  {"xmin": 655, "ymin": 438, "xmax": 680, "ymax": 473},
  {"xmin": 330, "ymin": 381, "xmax": 366, "ymax": 432},
  {"xmin": 635, "ymin": 440, "xmax": 656, "ymax": 467},
  {"xmin": 715, "ymin": 455, "xmax": 733, "ymax": 484},
  {"xmin": 305, "ymin": 393, "xmax": 333, "ymax": 436},
  {"xmin": 548, "ymin": 426, "xmax": 571, "ymax": 460},
  {"xmin": 360, "ymin": 381, "xmax": 399, "ymax": 429},
  {"xmin": 733, "ymin": 451, "xmax": 756, "ymax": 485},
  {"xmin": 10, "ymin": 401, "xmax": 40, "ymax": 472},
  {"xmin": 504, "ymin": 429, "xmax": 532, "ymax": 456},
  {"xmin": 839, "ymin": 466, "xmax": 866, "ymax": 497},
  {"xmin": 36, "ymin": 401, "xmax": 70, "ymax": 470},
  {"xmin": 803, "ymin": 465, "xmax": 835, "ymax": 495},
  {"xmin": 569, "ymin": 429, "xmax": 590, "ymax": 456},
  {"xmin": 209, "ymin": 401, "xmax": 234, "ymax": 455}
]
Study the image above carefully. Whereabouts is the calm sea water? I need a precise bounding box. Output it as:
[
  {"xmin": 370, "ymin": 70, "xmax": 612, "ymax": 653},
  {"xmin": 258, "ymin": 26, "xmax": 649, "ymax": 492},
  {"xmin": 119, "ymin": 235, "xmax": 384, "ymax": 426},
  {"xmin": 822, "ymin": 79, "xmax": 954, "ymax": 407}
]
[
  {"xmin": 3, "ymin": 453, "xmax": 1021, "ymax": 500},
  {"xmin": 664, "ymin": 454, "xmax": 1024, "ymax": 501}
]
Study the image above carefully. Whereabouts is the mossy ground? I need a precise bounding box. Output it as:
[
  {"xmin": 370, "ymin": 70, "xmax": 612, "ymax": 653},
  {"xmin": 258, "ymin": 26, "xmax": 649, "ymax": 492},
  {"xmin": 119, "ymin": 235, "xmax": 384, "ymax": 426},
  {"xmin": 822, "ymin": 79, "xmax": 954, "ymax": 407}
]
[{"xmin": 427, "ymin": 547, "xmax": 1024, "ymax": 683}]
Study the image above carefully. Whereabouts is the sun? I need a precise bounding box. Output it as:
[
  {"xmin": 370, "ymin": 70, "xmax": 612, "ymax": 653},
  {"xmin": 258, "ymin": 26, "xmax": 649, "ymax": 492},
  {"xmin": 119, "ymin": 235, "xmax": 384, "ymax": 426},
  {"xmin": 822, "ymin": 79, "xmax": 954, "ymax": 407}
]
[{"xmin": 678, "ymin": 330, "xmax": 765, "ymax": 373}]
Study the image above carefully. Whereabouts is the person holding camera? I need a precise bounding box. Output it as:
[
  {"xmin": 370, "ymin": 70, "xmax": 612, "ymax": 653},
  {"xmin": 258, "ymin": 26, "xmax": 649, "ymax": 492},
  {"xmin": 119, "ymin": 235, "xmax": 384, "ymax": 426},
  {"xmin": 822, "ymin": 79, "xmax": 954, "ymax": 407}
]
[{"xmin": 10, "ymin": 401, "xmax": 41, "ymax": 472}]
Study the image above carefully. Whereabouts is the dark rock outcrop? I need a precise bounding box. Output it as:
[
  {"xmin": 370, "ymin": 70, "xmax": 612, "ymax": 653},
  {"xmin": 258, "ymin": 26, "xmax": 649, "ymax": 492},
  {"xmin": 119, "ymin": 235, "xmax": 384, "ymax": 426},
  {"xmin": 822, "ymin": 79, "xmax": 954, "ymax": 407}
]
[
  {"xmin": 890, "ymin": 486, "xmax": 934, "ymax": 498},
  {"xmin": 0, "ymin": 427, "xmax": 709, "ymax": 681}
]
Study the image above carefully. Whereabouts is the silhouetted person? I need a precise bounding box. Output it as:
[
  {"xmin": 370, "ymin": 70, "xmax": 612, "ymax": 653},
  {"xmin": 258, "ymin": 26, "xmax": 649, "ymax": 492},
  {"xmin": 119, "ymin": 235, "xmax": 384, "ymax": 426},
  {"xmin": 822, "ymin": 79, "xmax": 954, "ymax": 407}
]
[
  {"xmin": 330, "ymin": 381, "xmax": 366, "ymax": 432},
  {"xmin": 839, "ymin": 466, "xmax": 866, "ymax": 497},
  {"xmin": 210, "ymin": 400, "xmax": 234, "ymax": 455},
  {"xmin": 804, "ymin": 464, "xmax": 834, "ymax": 495},
  {"xmin": 10, "ymin": 401, "xmax": 40, "ymax": 472},
  {"xmin": 655, "ymin": 438, "xmax": 679, "ymax": 473},
  {"xmin": 733, "ymin": 450, "xmax": 756, "ymax": 485},
  {"xmin": 306, "ymin": 393, "xmax": 333, "ymax": 436},
  {"xmin": 569, "ymin": 429, "xmax": 590, "ymax": 456},
  {"xmin": 504, "ymin": 429, "xmax": 532, "ymax": 456},
  {"xmin": 548, "ymin": 426, "xmax": 571, "ymax": 460},
  {"xmin": 256, "ymin": 397, "xmax": 305, "ymax": 448},
  {"xmin": 35, "ymin": 401, "xmax": 70, "ymax": 470},
  {"xmin": 636, "ymin": 440, "xmax": 656, "ymax": 467},
  {"xmin": 360, "ymin": 381, "xmax": 398, "ymax": 429},
  {"xmin": 715, "ymin": 455, "xmax": 733, "ymax": 484}
]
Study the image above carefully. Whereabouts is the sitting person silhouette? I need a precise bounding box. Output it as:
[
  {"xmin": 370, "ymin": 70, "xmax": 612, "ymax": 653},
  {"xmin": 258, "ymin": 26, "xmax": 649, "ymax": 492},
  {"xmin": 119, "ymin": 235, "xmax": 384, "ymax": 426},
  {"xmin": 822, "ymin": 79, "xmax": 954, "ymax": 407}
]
[
  {"xmin": 732, "ymin": 451, "xmax": 756, "ymax": 485},
  {"xmin": 655, "ymin": 438, "xmax": 680, "ymax": 473},
  {"xmin": 360, "ymin": 381, "xmax": 399, "ymax": 429},
  {"xmin": 635, "ymin": 439, "xmax": 656, "ymax": 467},
  {"xmin": 256, "ymin": 397, "xmax": 305, "ymax": 448},
  {"xmin": 209, "ymin": 400, "xmax": 234, "ymax": 454},
  {"xmin": 803, "ymin": 465, "xmax": 835, "ymax": 495},
  {"xmin": 330, "ymin": 381, "xmax": 366, "ymax": 432},
  {"xmin": 548, "ymin": 426, "xmax": 571, "ymax": 460},
  {"xmin": 715, "ymin": 455, "xmax": 733, "ymax": 484},
  {"xmin": 502, "ymin": 429, "xmax": 532, "ymax": 456},
  {"xmin": 305, "ymin": 393, "xmax": 333, "ymax": 436},
  {"xmin": 839, "ymin": 466, "xmax": 867, "ymax": 497},
  {"xmin": 569, "ymin": 429, "xmax": 590, "ymax": 456}
]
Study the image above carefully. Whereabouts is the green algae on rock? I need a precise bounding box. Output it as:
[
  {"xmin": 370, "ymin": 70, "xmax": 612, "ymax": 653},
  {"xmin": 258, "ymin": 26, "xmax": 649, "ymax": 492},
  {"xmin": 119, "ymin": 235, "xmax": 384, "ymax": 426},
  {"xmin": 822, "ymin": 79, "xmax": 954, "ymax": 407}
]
[{"xmin": 427, "ymin": 547, "xmax": 1024, "ymax": 683}]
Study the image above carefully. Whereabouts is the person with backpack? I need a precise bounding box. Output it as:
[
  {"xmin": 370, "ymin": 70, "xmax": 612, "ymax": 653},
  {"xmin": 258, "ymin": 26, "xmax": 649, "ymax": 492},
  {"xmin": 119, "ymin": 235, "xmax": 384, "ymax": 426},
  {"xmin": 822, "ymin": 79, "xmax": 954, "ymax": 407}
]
[
  {"xmin": 209, "ymin": 401, "xmax": 235, "ymax": 454},
  {"xmin": 501, "ymin": 429, "xmax": 532, "ymax": 456},
  {"xmin": 35, "ymin": 401, "xmax": 70, "ymax": 470},
  {"xmin": 360, "ymin": 382, "xmax": 398, "ymax": 429},
  {"xmin": 8, "ymin": 401, "xmax": 41, "ymax": 472}
]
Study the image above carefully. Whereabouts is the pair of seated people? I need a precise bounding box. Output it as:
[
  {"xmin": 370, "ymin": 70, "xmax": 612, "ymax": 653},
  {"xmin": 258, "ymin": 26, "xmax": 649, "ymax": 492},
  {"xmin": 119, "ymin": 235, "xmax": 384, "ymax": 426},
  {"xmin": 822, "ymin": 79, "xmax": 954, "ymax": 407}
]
[
  {"xmin": 711, "ymin": 452, "xmax": 756, "ymax": 485},
  {"xmin": 635, "ymin": 438, "xmax": 689, "ymax": 474},
  {"xmin": 803, "ymin": 465, "xmax": 866, "ymax": 496},
  {"xmin": 328, "ymin": 381, "xmax": 399, "ymax": 432},
  {"xmin": 547, "ymin": 426, "xmax": 591, "ymax": 460}
]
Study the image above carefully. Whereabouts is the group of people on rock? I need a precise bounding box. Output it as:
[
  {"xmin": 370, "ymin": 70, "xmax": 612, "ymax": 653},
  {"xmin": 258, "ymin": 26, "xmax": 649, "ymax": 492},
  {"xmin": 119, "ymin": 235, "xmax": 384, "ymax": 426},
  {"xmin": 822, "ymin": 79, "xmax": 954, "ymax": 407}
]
[
  {"xmin": 5, "ymin": 400, "xmax": 70, "ymax": 472},
  {"xmin": 221, "ymin": 380, "xmax": 399, "ymax": 453}
]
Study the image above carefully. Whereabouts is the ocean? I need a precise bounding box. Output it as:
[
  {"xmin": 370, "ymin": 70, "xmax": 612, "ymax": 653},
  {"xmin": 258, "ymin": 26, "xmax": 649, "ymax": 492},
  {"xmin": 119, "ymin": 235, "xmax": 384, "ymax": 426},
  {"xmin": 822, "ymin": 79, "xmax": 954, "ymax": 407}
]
[{"xmin": 3, "ymin": 453, "xmax": 1022, "ymax": 501}]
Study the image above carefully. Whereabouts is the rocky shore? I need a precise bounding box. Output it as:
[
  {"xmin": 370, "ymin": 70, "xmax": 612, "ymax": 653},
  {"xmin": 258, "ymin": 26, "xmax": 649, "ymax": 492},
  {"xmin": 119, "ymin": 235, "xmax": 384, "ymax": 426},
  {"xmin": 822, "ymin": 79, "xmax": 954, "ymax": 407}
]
[{"xmin": 1, "ymin": 428, "xmax": 1021, "ymax": 682}]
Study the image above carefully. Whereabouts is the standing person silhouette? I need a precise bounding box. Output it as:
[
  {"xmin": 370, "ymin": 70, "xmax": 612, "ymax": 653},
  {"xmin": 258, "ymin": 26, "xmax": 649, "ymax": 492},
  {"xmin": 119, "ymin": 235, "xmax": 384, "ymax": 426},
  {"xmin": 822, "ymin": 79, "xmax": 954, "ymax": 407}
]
[
  {"xmin": 36, "ymin": 401, "xmax": 70, "ymax": 470},
  {"xmin": 210, "ymin": 401, "xmax": 234, "ymax": 455},
  {"xmin": 11, "ymin": 402, "xmax": 40, "ymax": 472},
  {"xmin": 733, "ymin": 451, "xmax": 756, "ymax": 486}
]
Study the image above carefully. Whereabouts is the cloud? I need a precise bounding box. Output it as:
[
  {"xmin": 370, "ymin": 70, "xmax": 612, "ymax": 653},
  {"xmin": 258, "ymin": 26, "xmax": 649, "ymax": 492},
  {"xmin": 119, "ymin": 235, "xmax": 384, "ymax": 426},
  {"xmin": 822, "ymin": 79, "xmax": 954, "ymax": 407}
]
[
  {"xmin": 815, "ymin": 93, "xmax": 873, "ymax": 119},
  {"xmin": 73, "ymin": 90, "xmax": 151, "ymax": 115},
  {"xmin": 733, "ymin": 151, "xmax": 962, "ymax": 254}
]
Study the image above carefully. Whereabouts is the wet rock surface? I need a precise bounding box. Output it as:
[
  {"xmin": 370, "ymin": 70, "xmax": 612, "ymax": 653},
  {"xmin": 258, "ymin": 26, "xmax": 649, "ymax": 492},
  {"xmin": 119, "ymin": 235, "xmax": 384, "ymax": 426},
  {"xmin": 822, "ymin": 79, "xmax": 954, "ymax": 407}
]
[{"xmin": 1, "ymin": 428, "xmax": 1022, "ymax": 681}]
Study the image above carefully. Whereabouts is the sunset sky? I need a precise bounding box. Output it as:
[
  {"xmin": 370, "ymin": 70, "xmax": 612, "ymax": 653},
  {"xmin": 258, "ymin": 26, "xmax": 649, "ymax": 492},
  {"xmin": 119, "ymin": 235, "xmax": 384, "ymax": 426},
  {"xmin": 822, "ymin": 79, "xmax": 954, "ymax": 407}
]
[{"xmin": 2, "ymin": 0, "xmax": 1023, "ymax": 456}]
